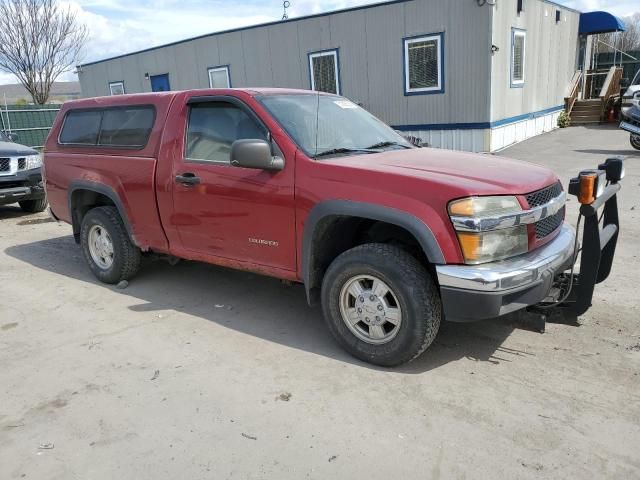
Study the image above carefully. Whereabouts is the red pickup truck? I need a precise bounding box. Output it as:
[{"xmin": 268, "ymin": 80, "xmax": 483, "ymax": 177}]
[{"xmin": 43, "ymin": 88, "xmax": 624, "ymax": 366}]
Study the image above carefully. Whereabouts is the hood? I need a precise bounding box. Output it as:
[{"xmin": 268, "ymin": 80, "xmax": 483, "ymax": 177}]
[
  {"xmin": 320, "ymin": 147, "xmax": 558, "ymax": 198},
  {"xmin": 0, "ymin": 141, "xmax": 39, "ymax": 157},
  {"xmin": 623, "ymin": 84, "xmax": 640, "ymax": 98}
]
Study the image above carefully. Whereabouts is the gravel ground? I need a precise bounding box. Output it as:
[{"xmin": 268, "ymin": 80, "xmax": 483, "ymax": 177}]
[{"xmin": 1, "ymin": 125, "xmax": 639, "ymax": 479}]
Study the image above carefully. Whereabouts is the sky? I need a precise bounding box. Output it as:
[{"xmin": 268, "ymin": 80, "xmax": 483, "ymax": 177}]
[{"xmin": 1, "ymin": 0, "xmax": 638, "ymax": 85}]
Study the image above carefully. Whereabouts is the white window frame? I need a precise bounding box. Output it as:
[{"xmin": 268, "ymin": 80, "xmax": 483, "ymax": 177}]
[
  {"xmin": 511, "ymin": 29, "xmax": 526, "ymax": 87},
  {"xmin": 208, "ymin": 66, "xmax": 231, "ymax": 89},
  {"xmin": 403, "ymin": 33, "xmax": 444, "ymax": 95},
  {"xmin": 109, "ymin": 81, "xmax": 125, "ymax": 95},
  {"xmin": 308, "ymin": 50, "xmax": 340, "ymax": 95}
]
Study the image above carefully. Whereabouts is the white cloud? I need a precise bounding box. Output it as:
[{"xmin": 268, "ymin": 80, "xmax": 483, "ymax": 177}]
[{"xmin": 561, "ymin": 0, "xmax": 638, "ymax": 18}]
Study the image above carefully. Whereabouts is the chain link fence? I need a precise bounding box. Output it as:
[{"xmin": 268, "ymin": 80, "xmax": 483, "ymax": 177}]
[{"xmin": 0, "ymin": 104, "xmax": 61, "ymax": 149}]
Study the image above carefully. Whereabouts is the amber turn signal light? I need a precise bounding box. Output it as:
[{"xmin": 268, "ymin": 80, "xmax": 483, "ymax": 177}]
[
  {"xmin": 578, "ymin": 173, "xmax": 597, "ymax": 205},
  {"xmin": 568, "ymin": 170, "xmax": 606, "ymax": 205},
  {"xmin": 456, "ymin": 231, "xmax": 481, "ymax": 262}
]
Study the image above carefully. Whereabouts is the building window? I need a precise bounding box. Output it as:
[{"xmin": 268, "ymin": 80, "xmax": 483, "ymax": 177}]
[
  {"xmin": 109, "ymin": 81, "xmax": 125, "ymax": 95},
  {"xmin": 308, "ymin": 50, "xmax": 340, "ymax": 95},
  {"xmin": 511, "ymin": 29, "xmax": 526, "ymax": 87},
  {"xmin": 403, "ymin": 33, "xmax": 444, "ymax": 95},
  {"xmin": 208, "ymin": 66, "xmax": 231, "ymax": 88}
]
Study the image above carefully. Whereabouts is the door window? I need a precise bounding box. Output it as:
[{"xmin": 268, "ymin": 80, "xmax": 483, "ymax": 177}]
[{"xmin": 185, "ymin": 102, "xmax": 267, "ymax": 164}]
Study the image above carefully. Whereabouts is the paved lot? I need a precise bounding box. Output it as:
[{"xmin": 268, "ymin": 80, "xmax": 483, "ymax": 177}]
[{"xmin": 1, "ymin": 125, "xmax": 639, "ymax": 479}]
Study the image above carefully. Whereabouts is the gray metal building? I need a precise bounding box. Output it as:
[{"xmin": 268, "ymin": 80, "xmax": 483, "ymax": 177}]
[{"xmin": 77, "ymin": 0, "xmax": 582, "ymax": 152}]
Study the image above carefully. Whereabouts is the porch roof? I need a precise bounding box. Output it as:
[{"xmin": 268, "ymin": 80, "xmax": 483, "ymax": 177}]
[{"xmin": 579, "ymin": 11, "xmax": 626, "ymax": 35}]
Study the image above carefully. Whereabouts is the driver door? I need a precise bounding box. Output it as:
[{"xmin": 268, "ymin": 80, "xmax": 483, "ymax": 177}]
[{"xmin": 169, "ymin": 98, "xmax": 296, "ymax": 271}]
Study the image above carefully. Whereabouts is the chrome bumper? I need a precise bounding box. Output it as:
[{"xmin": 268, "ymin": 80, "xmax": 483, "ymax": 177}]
[
  {"xmin": 437, "ymin": 223, "xmax": 576, "ymax": 292},
  {"xmin": 436, "ymin": 224, "xmax": 577, "ymax": 322}
]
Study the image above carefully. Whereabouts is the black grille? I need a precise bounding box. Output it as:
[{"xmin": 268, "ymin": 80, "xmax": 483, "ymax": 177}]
[
  {"xmin": 526, "ymin": 182, "xmax": 563, "ymax": 208},
  {"xmin": 18, "ymin": 158, "xmax": 26, "ymax": 170},
  {"xmin": 0, "ymin": 158, "xmax": 9, "ymax": 172},
  {"xmin": 536, "ymin": 207, "xmax": 565, "ymax": 239}
]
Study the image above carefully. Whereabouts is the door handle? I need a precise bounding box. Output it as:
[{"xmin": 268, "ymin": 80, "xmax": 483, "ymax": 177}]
[{"xmin": 175, "ymin": 172, "xmax": 201, "ymax": 186}]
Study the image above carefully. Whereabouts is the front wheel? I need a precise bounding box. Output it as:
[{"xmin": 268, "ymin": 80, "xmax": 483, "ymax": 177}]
[
  {"xmin": 80, "ymin": 206, "xmax": 141, "ymax": 284},
  {"xmin": 19, "ymin": 196, "xmax": 47, "ymax": 213},
  {"xmin": 321, "ymin": 243, "xmax": 441, "ymax": 366},
  {"xmin": 631, "ymin": 134, "xmax": 640, "ymax": 151}
]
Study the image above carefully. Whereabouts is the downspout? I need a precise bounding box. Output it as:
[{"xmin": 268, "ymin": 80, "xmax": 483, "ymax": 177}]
[{"xmin": 487, "ymin": 1, "xmax": 495, "ymax": 152}]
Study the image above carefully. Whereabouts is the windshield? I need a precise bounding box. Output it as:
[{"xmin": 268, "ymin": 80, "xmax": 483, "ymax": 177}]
[
  {"xmin": 258, "ymin": 94, "xmax": 411, "ymax": 158},
  {"xmin": 0, "ymin": 130, "xmax": 8, "ymax": 142},
  {"xmin": 631, "ymin": 70, "xmax": 640, "ymax": 87}
]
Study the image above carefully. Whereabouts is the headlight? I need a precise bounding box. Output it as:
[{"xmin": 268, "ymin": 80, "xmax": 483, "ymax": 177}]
[
  {"xmin": 456, "ymin": 226, "xmax": 529, "ymax": 264},
  {"xmin": 448, "ymin": 196, "xmax": 521, "ymax": 217},
  {"xmin": 448, "ymin": 196, "xmax": 528, "ymax": 264},
  {"xmin": 25, "ymin": 154, "xmax": 42, "ymax": 169}
]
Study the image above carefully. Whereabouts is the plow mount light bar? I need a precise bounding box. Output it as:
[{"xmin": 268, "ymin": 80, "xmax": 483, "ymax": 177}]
[{"xmin": 529, "ymin": 157, "xmax": 624, "ymax": 327}]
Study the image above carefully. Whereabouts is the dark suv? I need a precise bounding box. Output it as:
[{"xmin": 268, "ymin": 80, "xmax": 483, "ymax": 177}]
[{"xmin": 0, "ymin": 130, "xmax": 47, "ymax": 212}]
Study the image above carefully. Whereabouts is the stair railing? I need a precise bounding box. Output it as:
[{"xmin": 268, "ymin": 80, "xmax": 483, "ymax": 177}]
[
  {"xmin": 599, "ymin": 66, "xmax": 623, "ymax": 120},
  {"xmin": 564, "ymin": 70, "xmax": 583, "ymax": 115}
]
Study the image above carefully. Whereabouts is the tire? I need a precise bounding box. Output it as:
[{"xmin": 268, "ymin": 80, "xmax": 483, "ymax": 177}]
[
  {"xmin": 631, "ymin": 134, "xmax": 640, "ymax": 151},
  {"xmin": 321, "ymin": 243, "xmax": 441, "ymax": 367},
  {"xmin": 19, "ymin": 197, "xmax": 47, "ymax": 213},
  {"xmin": 80, "ymin": 206, "xmax": 141, "ymax": 284}
]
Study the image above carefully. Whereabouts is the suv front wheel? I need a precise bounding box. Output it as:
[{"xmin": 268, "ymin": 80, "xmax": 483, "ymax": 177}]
[
  {"xmin": 80, "ymin": 206, "xmax": 141, "ymax": 284},
  {"xmin": 321, "ymin": 243, "xmax": 441, "ymax": 366}
]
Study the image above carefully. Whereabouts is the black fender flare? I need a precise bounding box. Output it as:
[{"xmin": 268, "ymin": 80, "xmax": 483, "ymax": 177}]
[
  {"xmin": 68, "ymin": 180, "xmax": 135, "ymax": 244},
  {"xmin": 302, "ymin": 200, "xmax": 445, "ymax": 303}
]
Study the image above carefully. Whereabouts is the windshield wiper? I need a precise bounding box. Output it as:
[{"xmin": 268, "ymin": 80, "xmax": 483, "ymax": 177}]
[
  {"xmin": 314, "ymin": 147, "xmax": 379, "ymax": 158},
  {"xmin": 365, "ymin": 141, "xmax": 411, "ymax": 150}
]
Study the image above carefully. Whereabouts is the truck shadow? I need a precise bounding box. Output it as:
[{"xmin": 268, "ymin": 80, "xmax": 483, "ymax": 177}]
[
  {"xmin": 5, "ymin": 234, "xmax": 533, "ymax": 374},
  {"xmin": 0, "ymin": 205, "xmax": 39, "ymax": 220}
]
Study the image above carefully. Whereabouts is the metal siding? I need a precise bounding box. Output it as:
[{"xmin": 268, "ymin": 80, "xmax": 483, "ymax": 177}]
[
  {"xmin": 104, "ymin": 60, "xmax": 124, "ymax": 94},
  {"xmin": 268, "ymin": 24, "xmax": 303, "ymax": 88},
  {"xmin": 172, "ymin": 42, "xmax": 200, "ymax": 90},
  {"xmin": 241, "ymin": 28, "xmax": 274, "ymax": 87},
  {"xmin": 218, "ymin": 32, "xmax": 247, "ymax": 86},
  {"xmin": 120, "ymin": 56, "xmax": 145, "ymax": 94},
  {"xmin": 490, "ymin": 0, "xmax": 580, "ymax": 122},
  {"xmin": 151, "ymin": 48, "xmax": 177, "ymax": 89},
  {"xmin": 136, "ymin": 51, "xmax": 162, "ymax": 92},
  {"xmin": 364, "ymin": 3, "xmax": 407, "ymax": 125},
  {"xmin": 328, "ymin": 10, "xmax": 369, "ymax": 105},
  {"xmin": 296, "ymin": 17, "xmax": 333, "ymax": 90},
  {"xmin": 193, "ymin": 36, "xmax": 221, "ymax": 87}
]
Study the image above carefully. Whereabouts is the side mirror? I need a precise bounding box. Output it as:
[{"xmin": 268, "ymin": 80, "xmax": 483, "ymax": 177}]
[{"xmin": 230, "ymin": 139, "xmax": 284, "ymax": 171}]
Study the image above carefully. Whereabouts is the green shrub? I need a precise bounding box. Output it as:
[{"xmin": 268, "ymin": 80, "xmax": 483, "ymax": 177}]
[{"xmin": 557, "ymin": 110, "xmax": 571, "ymax": 128}]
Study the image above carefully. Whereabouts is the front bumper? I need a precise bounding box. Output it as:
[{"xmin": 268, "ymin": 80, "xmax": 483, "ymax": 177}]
[
  {"xmin": 0, "ymin": 168, "xmax": 44, "ymax": 205},
  {"xmin": 436, "ymin": 224, "xmax": 576, "ymax": 322}
]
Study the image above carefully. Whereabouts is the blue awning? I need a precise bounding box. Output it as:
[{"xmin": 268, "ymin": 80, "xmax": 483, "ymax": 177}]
[{"xmin": 579, "ymin": 11, "xmax": 626, "ymax": 35}]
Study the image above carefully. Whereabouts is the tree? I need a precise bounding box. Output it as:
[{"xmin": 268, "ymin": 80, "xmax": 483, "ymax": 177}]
[
  {"xmin": 0, "ymin": 0, "xmax": 87, "ymax": 104},
  {"xmin": 600, "ymin": 13, "xmax": 640, "ymax": 53}
]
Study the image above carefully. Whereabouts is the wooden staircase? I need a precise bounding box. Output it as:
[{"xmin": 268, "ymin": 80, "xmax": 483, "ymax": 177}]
[
  {"xmin": 564, "ymin": 66, "xmax": 623, "ymax": 126},
  {"xmin": 570, "ymin": 99, "xmax": 602, "ymax": 125}
]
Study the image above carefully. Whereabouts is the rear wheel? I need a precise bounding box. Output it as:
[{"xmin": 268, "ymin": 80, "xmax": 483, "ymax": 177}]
[
  {"xmin": 631, "ymin": 134, "xmax": 640, "ymax": 151},
  {"xmin": 80, "ymin": 206, "xmax": 141, "ymax": 284},
  {"xmin": 321, "ymin": 243, "xmax": 441, "ymax": 366},
  {"xmin": 19, "ymin": 197, "xmax": 47, "ymax": 213}
]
